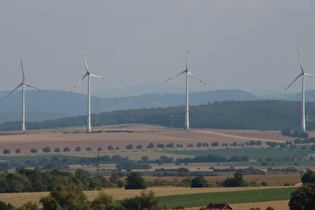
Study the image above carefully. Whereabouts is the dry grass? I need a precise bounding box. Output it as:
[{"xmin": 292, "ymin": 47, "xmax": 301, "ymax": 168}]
[{"xmin": 230, "ymin": 200, "xmax": 289, "ymax": 210}]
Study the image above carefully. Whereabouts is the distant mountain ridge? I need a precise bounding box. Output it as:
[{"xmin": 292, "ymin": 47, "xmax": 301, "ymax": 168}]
[
  {"xmin": 0, "ymin": 88, "xmax": 259, "ymax": 123},
  {"xmin": 1, "ymin": 82, "xmax": 312, "ymax": 124}
]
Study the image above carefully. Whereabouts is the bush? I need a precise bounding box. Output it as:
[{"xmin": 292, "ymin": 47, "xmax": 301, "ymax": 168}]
[
  {"xmin": 40, "ymin": 183, "xmax": 88, "ymax": 210},
  {"xmin": 0, "ymin": 201, "xmax": 14, "ymax": 210},
  {"xmin": 222, "ymin": 172, "xmax": 246, "ymax": 187},
  {"xmin": 90, "ymin": 191, "xmax": 116, "ymax": 210},
  {"xmin": 120, "ymin": 191, "xmax": 162, "ymax": 210},
  {"xmin": 17, "ymin": 201, "xmax": 39, "ymax": 210}
]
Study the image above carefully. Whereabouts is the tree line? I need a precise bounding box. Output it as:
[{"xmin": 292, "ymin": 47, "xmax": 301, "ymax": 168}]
[
  {"xmin": 2, "ymin": 168, "xmax": 315, "ymax": 209},
  {"xmin": 0, "ymin": 140, "xmax": 267, "ymax": 156}
]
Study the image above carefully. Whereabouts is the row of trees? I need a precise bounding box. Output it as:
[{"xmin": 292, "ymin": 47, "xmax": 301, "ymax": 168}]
[{"xmin": 0, "ymin": 140, "xmax": 270, "ymax": 156}]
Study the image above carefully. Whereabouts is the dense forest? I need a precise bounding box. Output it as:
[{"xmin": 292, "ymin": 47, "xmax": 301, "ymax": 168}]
[{"xmin": 1, "ymin": 100, "xmax": 315, "ymax": 131}]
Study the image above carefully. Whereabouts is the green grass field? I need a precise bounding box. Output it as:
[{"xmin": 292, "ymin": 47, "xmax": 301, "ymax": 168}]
[
  {"xmin": 158, "ymin": 187, "xmax": 296, "ymax": 209},
  {"xmin": 164, "ymin": 148, "xmax": 315, "ymax": 160}
]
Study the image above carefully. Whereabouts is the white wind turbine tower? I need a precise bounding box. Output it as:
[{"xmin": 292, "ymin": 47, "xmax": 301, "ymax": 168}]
[
  {"xmin": 6, "ymin": 59, "xmax": 45, "ymax": 130},
  {"xmin": 71, "ymin": 49, "xmax": 108, "ymax": 133},
  {"xmin": 285, "ymin": 50, "xmax": 315, "ymax": 132},
  {"xmin": 164, "ymin": 46, "xmax": 206, "ymax": 130}
]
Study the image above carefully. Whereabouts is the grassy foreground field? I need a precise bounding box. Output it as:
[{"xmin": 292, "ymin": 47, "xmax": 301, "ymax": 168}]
[
  {"xmin": 0, "ymin": 186, "xmax": 295, "ymax": 209},
  {"xmin": 158, "ymin": 187, "xmax": 295, "ymax": 209}
]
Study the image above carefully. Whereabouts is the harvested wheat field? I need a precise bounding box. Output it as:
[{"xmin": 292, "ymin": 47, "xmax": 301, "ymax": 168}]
[
  {"xmin": 0, "ymin": 124, "xmax": 299, "ymax": 156},
  {"xmin": 0, "ymin": 186, "xmax": 290, "ymax": 209}
]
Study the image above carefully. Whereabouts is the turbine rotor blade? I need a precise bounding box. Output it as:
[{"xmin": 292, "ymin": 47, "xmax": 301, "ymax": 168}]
[
  {"xmin": 186, "ymin": 45, "xmax": 189, "ymax": 70},
  {"xmin": 188, "ymin": 72, "xmax": 207, "ymax": 85},
  {"xmin": 164, "ymin": 70, "xmax": 186, "ymax": 83},
  {"xmin": 284, "ymin": 73, "xmax": 302, "ymax": 91},
  {"xmin": 70, "ymin": 73, "xmax": 88, "ymax": 92},
  {"xmin": 6, "ymin": 83, "xmax": 23, "ymax": 97},
  {"xmin": 20, "ymin": 59, "xmax": 25, "ymax": 81},
  {"xmin": 90, "ymin": 73, "xmax": 109, "ymax": 80},
  {"xmin": 304, "ymin": 73, "xmax": 315, "ymax": 78},
  {"xmin": 82, "ymin": 48, "xmax": 90, "ymax": 73},
  {"xmin": 24, "ymin": 82, "xmax": 45, "ymax": 93},
  {"xmin": 297, "ymin": 49, "xmax": 305, "ymax": 74}
]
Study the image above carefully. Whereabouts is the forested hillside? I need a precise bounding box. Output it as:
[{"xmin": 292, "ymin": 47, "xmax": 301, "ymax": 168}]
[
  {"xmin": 1, "ymin": 100, "xmax": 315, "ymax": 131},
  {"xmin": 0, "ymin": 89, "xmax": 259, "ymax": 123}
]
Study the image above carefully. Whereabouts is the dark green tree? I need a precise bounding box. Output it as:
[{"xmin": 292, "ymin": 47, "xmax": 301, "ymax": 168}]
[
  {"xmin": 75, "ymin": 146, "xmax": 81, "ymax": 153},
  {"xmin": 54, "ymin": 148, "xmax": 61, "ymax": 153},
  {"xmin": 85, "ymin": 147, "xmax": 92, "ymax": 152},
  {"xmin": 289, "ymin": 183, "xmax": 315, "ymax": 210},
  {"xmin": 166, "ymin": 143, "xmax": 174, "ymax": 149},
  {"xmin": 63, "ymin": 147, "xmax": 71, "ymax": 153},
  {"xmin": 108, "ymin": 145, "xmax": 114, "ymax": 151},
  {"xmin": 75, "ymin": 169, "xmax": 89, "ymax": 189},
  {"xmin": 301, "ymin": 169, "xmax": 315, "ymax": 184},
  {"xmin": 30, "ymin": 148, "xmax": 37, "ymax": 155},
  {"xmin": 126, "ymin": 144, "xmax": 133, "ymax": 150},
  {"xmin": 156, "ymin": 143, "xmax": 165, "ymax": 149},
  {"xmin": 3, "ymin": 149, "xmax": 10, "ymax": 155},
  {"xmin": 177, "ymin": 168, "xmax": 189, "ymax": 177},
  {"xmin": 136, "ymin": 145, "xmax": 143, "ymax": 150},
  {"xmin": 147, "ymin": 142, "xmax": 155, "ymax": 150},
  {"xmin": 115, "ymin": 146, "xmax": 120, "ymax": 151},
  {"xmin": 42, "ymin": 147, "xmax": 51, "ymax": 154},
  {"xmin": 97, "ymin": 147, "xmax": 102, "ymax": 152},
  {"xmin": 15, "ymin": 148, "xmax": 21, "ymax": 154},
  {"xmin": 191, "ymin": 176, "xmax": 208, "ymax": 188},
  {"xmin": 222, "ymin": 172, "xmax": 246, "ymax": 187},
  {"xmin": 125, "ymin": 173, "xmax": 147, "ymax": 190},
  {"xmin": 109, "ymin": 172, "xmax": 120, "ymax": 184},
  {"xmin": 196, "ymin": 142, "xmax": 203, "ymax": 149}
]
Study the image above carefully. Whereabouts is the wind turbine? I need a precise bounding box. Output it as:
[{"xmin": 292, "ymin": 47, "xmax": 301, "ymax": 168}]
[
  {"xmin": 6, "ymin": 59, "xmax": 45, "ymax": 130},
  {"xmin": 285, "ymin": 50, "xmax": 315, "ymax": 132},
  {"xmin": 71, "ymin": 49, "xmax": 108, "ymax": 133},
  {"xmin": 164, "ymin": 46, "xmax": 206, "ymax": 130}
]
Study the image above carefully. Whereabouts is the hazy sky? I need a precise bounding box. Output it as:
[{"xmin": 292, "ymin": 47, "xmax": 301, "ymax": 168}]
[{"xmin": 1, "ymin": 0, "xmax": 315, "ymax": 95}]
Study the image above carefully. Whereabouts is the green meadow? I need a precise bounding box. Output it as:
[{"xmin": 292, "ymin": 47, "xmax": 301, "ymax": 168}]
[{"xmin": 158, "ymin": 187, "xmax": 296, "ymax": 209}]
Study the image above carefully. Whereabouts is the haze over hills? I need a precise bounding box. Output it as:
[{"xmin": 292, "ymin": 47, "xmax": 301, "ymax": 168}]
[{"xmin": 0, "ymin": 83, "xmax": 309, "ymax": 124}]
